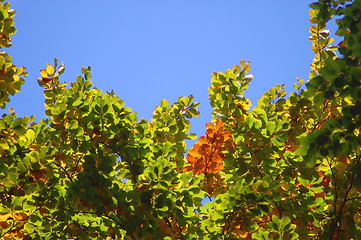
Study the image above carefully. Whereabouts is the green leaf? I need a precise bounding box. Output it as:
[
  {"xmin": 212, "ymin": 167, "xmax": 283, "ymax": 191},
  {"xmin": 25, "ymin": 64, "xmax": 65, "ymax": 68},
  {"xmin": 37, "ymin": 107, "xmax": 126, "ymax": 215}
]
[
  {"xmin": 188, "ymin": 108, "xmax": 200, "ymax": 118},
  {"xmin": 190, "ymin": 102, "xmax": 200, "ymax": 109},
  {"xmin": 17, "ymin": 162, "xmax": 27, "ymax": 172},
  {"xmin": 280, "ymin": 216, "xmax": 291, "ymax": 230},
  {"xmin": 85, "ymin": 71, "xmax": 92, "ymax": 80},
  {"xmin": 246, "ymin": 115, "xmax": 255, "ymax": 128},
  {"xmin": 51, "ymin": 106, "xmax": 62, "ymax": 115},
  {"xmin": 26, "ymin": 129, "xmax": 35, "ymax": 142},
  {"xmin": 186, "ymin": 133, "xmax": 197, "ymax": 140},
  {"xmin": 0, "ymin": 121, "xmax": 6, "ymax": 130},
  {"xmin": 69, "ymin": 120, "xmax": 79, "ymax": 129},
  {"xmin": 24, "ymin": 222, "xmax": 35, "ymax": 234},
  {"xmin": 254, "ymin": 119, "xmax": 262, "ymax": 129},
  {"xmin": 73, "ymin": 100, "xmax": 82, "ymax": 107},
  {"xmin": 309, "ymin": 2, "xmax": 321, "ymax": 10},
  {"xmin": 160, "ymin": 99, "xmax": 170, "ymax": 108},
  {"xmin": 315, "ymin": 133, "xmax": 329, "ymax": 146},
  {"xmin": 13, "ymin": 125, "xmax": 26, "ymax": 135},
  {"xmin": 271, "ymin": 134, "xmax": 285, "ymax": 147},
  {"xmin": 298, "ymin": 177, "xmax": 309, "ymax": 187},
  {"xmin": 266, "ymin": 121, "xmax": 276, "ymax": 135},
  {"xmin": 0, "ymin": 138, "xmax": 9, "ymax": 150},
  {"xmin": 13, "ymin": 117, "xmax": 24, "ymax": 127},
  {"xmin": 272, "ymin": 215, "xmax": 280, "ymax": 225},
  {"xmin": 75, "ymin": 127, "xmax": 84, "ymax": 137},
  {"xmin": 180, "ymin": 172, "xmax": 192, "ymax": 186},
  {"xmin": 178, "ymin": 96, "xmax": 190, "ymax": 106},
  {"xmin": 7, "ymin": 170, "xmax": 17, "ymax": 183}
]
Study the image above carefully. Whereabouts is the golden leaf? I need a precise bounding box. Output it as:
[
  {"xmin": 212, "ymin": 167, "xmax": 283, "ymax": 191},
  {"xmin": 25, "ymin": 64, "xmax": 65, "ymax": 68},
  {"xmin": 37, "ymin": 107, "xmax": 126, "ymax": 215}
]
[{"xmin": 0, "ymin": 213, "xmax": 11, "ymax": 221}]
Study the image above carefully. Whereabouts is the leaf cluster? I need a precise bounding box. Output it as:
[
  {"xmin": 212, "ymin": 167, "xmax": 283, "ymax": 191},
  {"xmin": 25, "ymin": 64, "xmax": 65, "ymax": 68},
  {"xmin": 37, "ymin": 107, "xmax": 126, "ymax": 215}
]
[{"xmin": 1, "ymin": 0, "xmax": 361, "ymax": 239}]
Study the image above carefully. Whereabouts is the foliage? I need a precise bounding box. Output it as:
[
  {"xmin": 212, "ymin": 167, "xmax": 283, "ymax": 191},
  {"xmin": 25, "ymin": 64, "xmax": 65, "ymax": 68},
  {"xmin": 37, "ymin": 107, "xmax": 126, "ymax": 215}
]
[
  {"xmin": 1, "ymin": 0, "xmax": 361, "ymax": 239},
  {"xmin": 0, "ymin": 1, "xmax": 26, "ymax": 109}
]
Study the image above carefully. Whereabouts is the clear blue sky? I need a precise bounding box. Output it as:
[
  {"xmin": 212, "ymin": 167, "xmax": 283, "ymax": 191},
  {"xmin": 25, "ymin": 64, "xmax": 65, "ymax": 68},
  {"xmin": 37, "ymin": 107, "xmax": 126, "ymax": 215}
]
[{"xmin": 6, "ymin": 1, "xmax": 339, "ymax": 139}]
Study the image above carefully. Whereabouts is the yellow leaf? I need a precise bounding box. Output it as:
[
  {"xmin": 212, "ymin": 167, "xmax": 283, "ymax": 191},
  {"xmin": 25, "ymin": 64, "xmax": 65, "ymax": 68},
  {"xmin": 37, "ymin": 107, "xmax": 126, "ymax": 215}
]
[
  {"xmin": 0, "ymin": 139, "xmax": 9, "ymax": 150},
  {"xmin": 0, "ymin": 213, "xmax": 11, "ymax": 221},
  {"xmin": 46, "ymin": 64, "xmax": 54, "ymax": 75},
  {"xmin": 40, "ymin": 69, "xmax": 48, "ymax": 78}
]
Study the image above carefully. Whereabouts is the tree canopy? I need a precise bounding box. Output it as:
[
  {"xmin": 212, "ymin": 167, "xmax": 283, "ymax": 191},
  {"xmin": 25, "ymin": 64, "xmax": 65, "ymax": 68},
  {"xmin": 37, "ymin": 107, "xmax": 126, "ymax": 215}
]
[{"xmin": 1, "ymin": 0, "xmax": 361, "ymax": 239}]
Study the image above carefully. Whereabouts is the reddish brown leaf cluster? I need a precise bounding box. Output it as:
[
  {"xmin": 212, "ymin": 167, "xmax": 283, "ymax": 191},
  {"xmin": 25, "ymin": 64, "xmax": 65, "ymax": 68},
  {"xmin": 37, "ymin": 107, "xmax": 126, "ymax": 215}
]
[
  {"xmin": 184, "ymin": 119, "xmax": 234, "ymax": 174},
  {"xmin": 0, "ymin": 212, "xmax": 28, "ymax": 239}
]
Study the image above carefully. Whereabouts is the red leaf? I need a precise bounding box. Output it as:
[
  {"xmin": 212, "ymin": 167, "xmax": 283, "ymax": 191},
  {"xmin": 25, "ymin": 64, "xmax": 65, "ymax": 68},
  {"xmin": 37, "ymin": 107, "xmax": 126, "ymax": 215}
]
[{"xmin": 41, "ymin": 77, "xmax": 53, "ymax": 83}]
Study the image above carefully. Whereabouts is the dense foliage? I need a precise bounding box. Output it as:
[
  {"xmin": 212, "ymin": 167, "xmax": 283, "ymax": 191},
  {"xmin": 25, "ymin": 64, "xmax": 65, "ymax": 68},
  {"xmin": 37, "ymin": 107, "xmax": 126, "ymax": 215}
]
[{"xmin": 1, "ymin": 0, "xmax": 361, "ymax": 239}]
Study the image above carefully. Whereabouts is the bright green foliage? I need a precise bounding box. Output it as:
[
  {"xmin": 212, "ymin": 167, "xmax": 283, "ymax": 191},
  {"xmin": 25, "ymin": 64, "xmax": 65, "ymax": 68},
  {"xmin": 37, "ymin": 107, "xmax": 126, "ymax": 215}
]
[
  {"xmin": 0, "ymin": 2, "xmax": 27, "ymax": 109},
  {"xmin": 2, "ymin": 57, "xmax": 204, "ymax": 239},
  {"xmin": 1, "ymin": 0, "xmax": 361, "ymax": 239}
]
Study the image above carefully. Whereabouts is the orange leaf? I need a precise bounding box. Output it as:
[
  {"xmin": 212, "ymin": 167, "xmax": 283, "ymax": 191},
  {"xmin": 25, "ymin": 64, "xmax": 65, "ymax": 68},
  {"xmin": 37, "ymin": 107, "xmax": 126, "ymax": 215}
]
[
  {"xmin": 339, "ymin": 155, "xmax": 350, "ymax": 164},
  {"xmin": 338, "ymin": 41, "xmax": 347, "ymax": 48},
  {"xmin": 184, "ymin": 120, "xmax": 234, "ymax": 175},
  {"xmin": 0, "ymin": 213, "xmax": 11, "ymax": 221},
  {"xmin": 14, "ymin": 212, "xmax": 27, "ymax": 221}
]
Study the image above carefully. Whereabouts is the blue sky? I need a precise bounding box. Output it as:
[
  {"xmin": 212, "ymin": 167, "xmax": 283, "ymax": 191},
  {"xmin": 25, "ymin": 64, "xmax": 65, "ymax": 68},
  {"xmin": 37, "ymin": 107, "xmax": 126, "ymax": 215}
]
[{"xmin": 6, "ymin": 1, "xmax": 339, "ymax": 139}]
